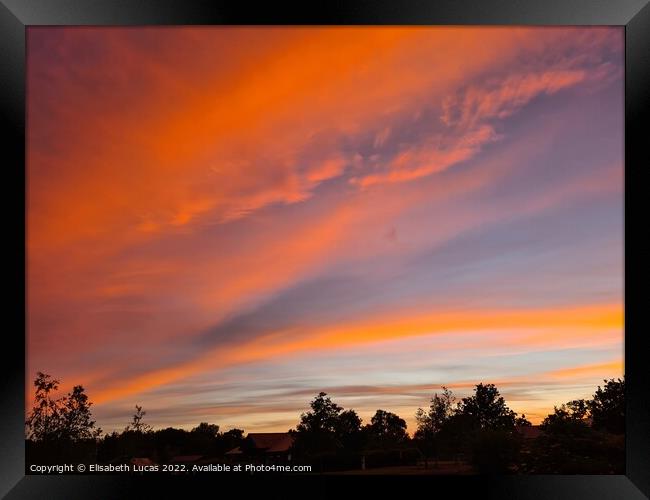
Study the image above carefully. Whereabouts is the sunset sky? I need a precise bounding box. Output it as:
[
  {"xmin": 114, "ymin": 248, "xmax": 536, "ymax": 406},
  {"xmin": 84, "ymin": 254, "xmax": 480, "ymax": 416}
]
[{"xmin": 27, "ymin": 27, "xmax": 623, "ymax": 433}]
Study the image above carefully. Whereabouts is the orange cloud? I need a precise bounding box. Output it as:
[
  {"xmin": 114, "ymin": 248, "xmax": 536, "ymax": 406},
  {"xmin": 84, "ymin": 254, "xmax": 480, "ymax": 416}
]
[
  {"xmin": 30, "ymin": 27, "xmax": 597, "ymax": 257},
  {"xmin": 441, "ymin": 69, "xmax": 589, "ymax": 130},
  {"xmin": 305, "ymin": 157, "xmax": 348, "ymax": 183},
  {"xmin": 353, "ymin": 125, "xmax": 500, "ymax": 187},
  {"xmin": 356, "ymin": 61, "xmax": 617, "ymax": 188},
  {"xmin": 88, "ymin": 302, "xmax": 622, "ymax": 405},
  {"xmin": 546, "ymin": 360, "xmax": 623, "ymax": 380}
]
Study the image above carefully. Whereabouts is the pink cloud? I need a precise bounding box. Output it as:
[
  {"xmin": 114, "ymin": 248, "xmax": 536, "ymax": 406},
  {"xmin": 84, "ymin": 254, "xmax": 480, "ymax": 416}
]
[
  {"xmin": 355, "ymin": 56, "xmax": 618, "ymax": 189},
  {"xmin": 305, "ymin": 156, "xmax": 348, "ymax": 183},
  {"xmin": 353, "ymin": 125, "xmax": 500, "ymax": 188},
  {"xmin": 442, "ymin": 69, "xmax": 588, "ymax": 130}
]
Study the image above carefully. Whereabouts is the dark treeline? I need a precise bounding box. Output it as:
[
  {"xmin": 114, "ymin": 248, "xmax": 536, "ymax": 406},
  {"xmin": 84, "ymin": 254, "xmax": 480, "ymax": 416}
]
[{"xmin": 25, "ymin": 372, "xmax": 624, "ymax": 474}]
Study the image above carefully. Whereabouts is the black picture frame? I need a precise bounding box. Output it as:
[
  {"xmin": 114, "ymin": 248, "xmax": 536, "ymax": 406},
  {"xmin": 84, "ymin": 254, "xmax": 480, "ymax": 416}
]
[{"xmin": 2, "ymin": 1, "xmax": 648, "ymax": 498}]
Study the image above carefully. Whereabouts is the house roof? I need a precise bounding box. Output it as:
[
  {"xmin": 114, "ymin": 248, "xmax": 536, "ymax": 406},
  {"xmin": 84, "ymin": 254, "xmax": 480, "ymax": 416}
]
[{"xmin": 247, "ymin": 433, "xmax": 294, "ymax": 452}]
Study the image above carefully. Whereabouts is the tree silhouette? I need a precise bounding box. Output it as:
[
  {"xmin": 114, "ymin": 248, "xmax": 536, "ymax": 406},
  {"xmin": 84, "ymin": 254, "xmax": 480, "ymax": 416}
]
[
  {"xmin": 531, "ymin": 386, "xmax": 624, "ymax": 474},
  {"xmin": 457, "ymin": 383, "xmax": 516, "ymax": 430},
  {"xmin": 26, "ymin": 372, "xmax": 63, "ymax": 441},
  {"xmin": 222, "ymin": 428, "xmax": 244, "ymax": 441},
  {"xmin": 515, "ymin": 414, "xmax": 532, "ymax": 427},
  {"xmin": 26, "ymin": 372, "xmax": 101, "ymax": 442},
  {"xmin": 366, "ymin": 409, "xmax": 408, "ymax": 448},
  {"xmin": 335, "ymin": 409, "xmax": 364, "ymax": 451},
  {"xmin": 186, "ymin": 422, "xmax": 220, "ymax": 456},
  {"xmin": 191, "ymin": 422, "xmax": 219, "ymax": 437},
  {"xmin": 589, "ymin": 378, "xmax": 624, "ymax": 434},
  {"xmin": 220, "ymin": 428, "xmax": 245, "ymax": 454},
  {"xmin": 292, "ymin": 392, "xmax": 362, "ymax": 457},
  {"xmin": 296, "ymin": 392, "xmax": 342, "ymax": 434},
  {"xmin": 60, "ymin": 385, "xmax": 102, "ymax": 441},
  {"xmin": 415, "ymin": 387, "xmax": 455, "ymax": 439},
  {"xmin": 541, "ymin": 399, "xmax": 590, "ymax": 435},
  {"xmin": 125, "ymin": 405, "xmax": 152, "ymax": 434}
]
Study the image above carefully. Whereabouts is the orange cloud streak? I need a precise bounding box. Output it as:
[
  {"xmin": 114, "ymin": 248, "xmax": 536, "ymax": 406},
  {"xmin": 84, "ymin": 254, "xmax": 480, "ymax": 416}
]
[{"xmin": 90, "ymin": 302, "xmax": 622, "ymax": 404}]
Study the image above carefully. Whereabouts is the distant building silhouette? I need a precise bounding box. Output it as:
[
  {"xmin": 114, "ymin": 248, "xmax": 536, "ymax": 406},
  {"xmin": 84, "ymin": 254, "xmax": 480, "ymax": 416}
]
[{"xmin": 227, "ymin": 432, "xmax": 295, "ymax": 464}]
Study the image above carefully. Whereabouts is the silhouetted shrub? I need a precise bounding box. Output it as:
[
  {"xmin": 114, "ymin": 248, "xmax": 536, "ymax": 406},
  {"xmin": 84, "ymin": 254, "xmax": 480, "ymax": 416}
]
[{"xmin": 470, "ymin": 430, "xmax": 521, "ymax": 474}]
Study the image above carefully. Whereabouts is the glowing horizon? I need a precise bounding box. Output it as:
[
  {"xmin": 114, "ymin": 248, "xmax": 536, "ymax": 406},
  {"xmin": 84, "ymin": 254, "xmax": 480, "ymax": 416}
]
[{"xmin": 27, "ymin": 26, "xmax": 623, "ymax": 434}]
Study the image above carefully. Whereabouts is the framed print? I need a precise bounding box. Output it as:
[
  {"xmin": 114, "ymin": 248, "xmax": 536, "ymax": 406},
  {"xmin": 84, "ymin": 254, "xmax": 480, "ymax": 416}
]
[{"xmin": 1, "ymin": 1, "xmax": 648, "ymax": 498}]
